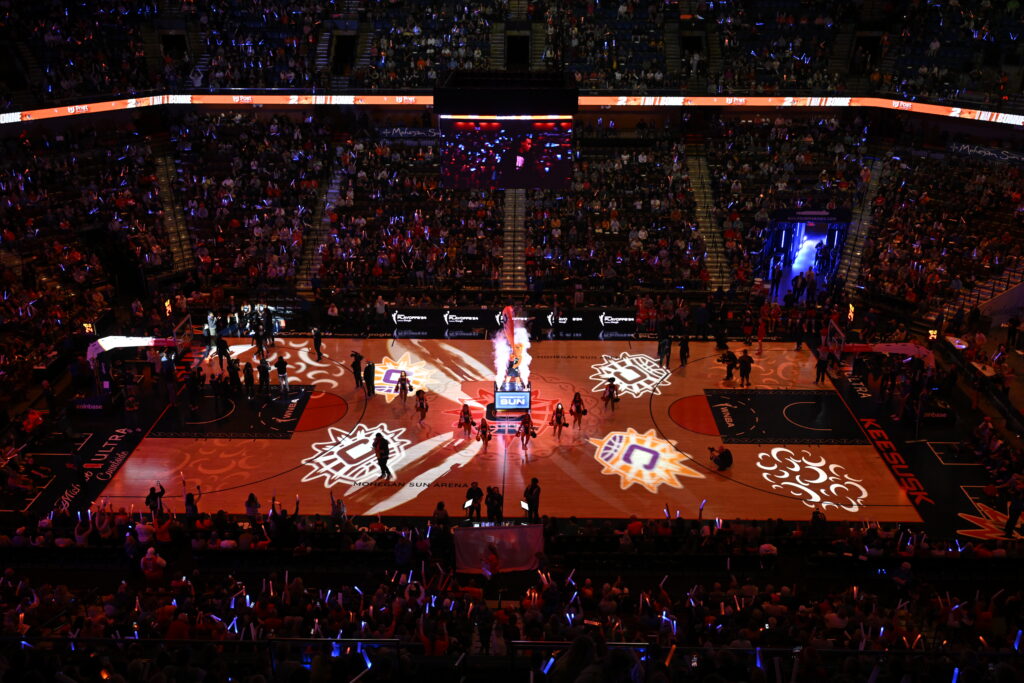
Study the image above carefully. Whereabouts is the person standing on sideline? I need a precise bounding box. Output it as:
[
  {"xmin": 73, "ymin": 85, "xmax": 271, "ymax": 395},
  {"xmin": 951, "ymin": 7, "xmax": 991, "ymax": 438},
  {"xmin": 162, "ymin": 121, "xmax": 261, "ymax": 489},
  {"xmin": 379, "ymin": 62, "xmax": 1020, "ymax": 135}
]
[
  {"xmin": 678, "ymin": 335, "xmax": 690, "ymax": 367},
  {"xmin": 657, "ymin": 335, "xmax": 672, "ymax": 368},
  {"xmin": 124, "ymin": 392, "xmax": 141, "ymax": 432},
  {"xmin": 363, "ymin": 362, "xmax": 375, "ymax": 397},
  {"xmin": 274, "ymin": 354, "xmax": 289, "ymax": 397},
  {"xmin": 145, "ymin": 481, "xmax": 166, "ymax": 517},
  {"xmin": 374, "ymin": 432, "xmax": 392, "ymax": 480},
  {"xmin": 722, "ymin": 348, "xmax": 738, "ymax": 381},
  {"xmin": 243, "ymin": 360, "xmax": 255, "ymax": 399},
  {"xmin": 466, "ymin": 481, "xmax": 483, "ymax": 522},
  {"xmin": 351, "ymin": 352, "xmax": 364, "ymax": 389},
  {"xmin": 215, "ymin": 335, "xmax": 230, "ymax": 371},
  {"xmin": 312, "ymin": 327, "xmax": 323, "ymax": 361},
  {"xmin": 524, "ymin": 477, "xmax": 541, "ymax": 523},
  {"xmin": 258, "ymin": 358, "xmax": 271, "ymax": 395},
  {"xmin": 485, "ymin": 486, "xmax": 504, "ymax": 524},
  {"xmin": 415, "ymin": 389, "xmax": 429, "ymax": 424},
  {"xmin": 569, "ymin": 391, "xmax": 586, "ymax": 431},
  {"xmin": 738, "ymin": 349, "xmax": 754, "ymax": 387},
  {"xmin": 814, "ymin": 352, "xmax": 829, "ymax": 384}
]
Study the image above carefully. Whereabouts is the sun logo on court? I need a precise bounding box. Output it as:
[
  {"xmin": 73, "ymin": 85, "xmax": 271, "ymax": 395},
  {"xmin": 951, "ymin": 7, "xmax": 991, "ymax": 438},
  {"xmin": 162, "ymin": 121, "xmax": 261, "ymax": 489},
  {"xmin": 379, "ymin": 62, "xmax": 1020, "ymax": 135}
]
[
  {"xmin": 589, "ymin": 428, "xmax": 704, "ymax": 493},
  {"xmin": 957, "ymin": 502, "xmax": 1020, "ymax": 541},
  {"xmin": 301, "ymin": 423, "xmax": 411, "ymax": 487},
  {"xmin": 374, "ymin": 353, "xmax": 437, "ymax": 403},
  {"xmin": 589, "ymin": 352, "xmax": 670, "ymax": 399},
  {"xmin": 756, "ymin": 447, "xmax": 869, "ymax": 512}
]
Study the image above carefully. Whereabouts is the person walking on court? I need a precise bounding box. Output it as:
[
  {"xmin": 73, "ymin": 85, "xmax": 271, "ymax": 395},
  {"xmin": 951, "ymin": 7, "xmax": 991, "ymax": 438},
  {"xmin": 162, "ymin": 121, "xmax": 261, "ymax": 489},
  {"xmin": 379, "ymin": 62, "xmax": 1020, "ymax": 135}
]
[
  {"xmin": 215, "ymin": 335, "xmax": 231, "ymax": 371},
  {"xmin": 374, "ymin": 432, "xmax": 392, "ymax": 480},
  {"xmin": 569, "ymin": 391, "xmax": 586, "ymax": 431},
  {"xmin": 657, "ymin": 335, "xmax": 672, "ymax": 368},
  {"xmin": 243, "ymin": 360, "xmax": 255, "ymax": 399},
  {"xmin": 524, "ymin": 478, "xmax": 541, "ymax": 523},
  {"xmin": 351, "ymin": 352, "xmax": 364, "ymax": 389},
  {"xmin": 602, "ymin": 378, "xmax": 619, "ymax": 412},
  {"xmin": 415, "ymin": 389, "xmax": 429, "ymax": 424},
  {"xmin": 274, "ymin": 354, "xmax": 289, "ymax": 397},
  {"xmin": 258, "ymin": 358, "xmax": 271, "ymax": 395},
  {"xmin": 738, "ymin": 349, "xmax": 754, "ymax": 388},
  {"xmin": 678, "ymin": 335, "xmax": 690, "ymax": 367},
  {"xmin": 466, "ymin": 482, "xmax": 483, "ymax": 522},
  {"xmin": 312, "ymin": 327, "xmax": 323, "ymax": 362},
  {"xmin": 814, "ymin": 352, "xmax": 829, "ymax": 384},
  {"xmin": 397, "ymin": 370, "xmax": 411, "ymax": 406},
  {"xmin": 363, "ymin": 362, "xmax": 375, "ymax": 397}
]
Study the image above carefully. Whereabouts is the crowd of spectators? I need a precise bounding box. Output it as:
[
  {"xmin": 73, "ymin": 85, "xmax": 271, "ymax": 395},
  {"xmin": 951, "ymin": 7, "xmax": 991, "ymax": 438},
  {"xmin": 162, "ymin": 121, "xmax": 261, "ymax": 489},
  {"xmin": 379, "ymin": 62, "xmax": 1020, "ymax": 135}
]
[
  {"xmin": 706, "ymin": 0, "xmax": 849, "ymax": 95},
  {"xmin": 858, "ymin": 151, "xmax": 1023, "ymax": 315},
  {"xmin": 877, "ymin": 0, "xmax": 1023, "ymax": 106},
  {"xmin": 310, "ymin": 131, "xmax": 503, "ymax": 327},
  {"xmin": 542, "ymin": 0, "xmax": 679, "ymax": 92},
  {"xmin": 193, "ymin": 0, "xmax": 338, "ymax": 90},
  {"xmin": 1, "ymin": 0, "xmax": 159, "ymax": 102},
  {"xmin": 352, "ymin": 0, "xmax": 499, "ymax": 89},
  {"xmin": 1, "ymin": 495, "xmax": 1023, "ymax": 681},
  {"xmin": 705, "ymin": 114, "xmax": 871, "ymax": 290},
  {"xmin": 523, "ymin": 135, "xmax": 708, "ymax": 306},
  {"xmin": 172, "ymin": 112, "xmax": 330, "ymax": 292},
  {"xmin": 0, "ymin": 126, "xmax": 170, "ymax": 404}
]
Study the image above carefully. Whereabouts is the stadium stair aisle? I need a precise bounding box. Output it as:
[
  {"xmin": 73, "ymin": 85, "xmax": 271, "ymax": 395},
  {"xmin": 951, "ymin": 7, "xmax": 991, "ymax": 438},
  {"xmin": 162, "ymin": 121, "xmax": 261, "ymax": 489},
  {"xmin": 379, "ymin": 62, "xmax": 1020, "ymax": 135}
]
[
  {"xmin": 684, "ymin": 144, "xmax": 728, "ymax": 290},
  {"xmin": 502, "ymin": 189, "xmax": 528, "ymax": 292},
  {"xmin": 299, "ymin": 167, "xmax": 346, "ymax": 295},
  {"xmin": 838, "ymin": 155, "xmax": 886, "ymax": 295},
  {"xmin": 153, "ymin": 149, "xmax": 196, "ymax": 273}
]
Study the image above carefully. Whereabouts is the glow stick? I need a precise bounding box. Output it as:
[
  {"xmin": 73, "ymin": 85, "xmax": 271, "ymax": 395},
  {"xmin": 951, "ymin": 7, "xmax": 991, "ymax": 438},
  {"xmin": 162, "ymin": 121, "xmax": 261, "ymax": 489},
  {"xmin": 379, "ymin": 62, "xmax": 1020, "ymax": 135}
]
[
  {"xmin": 1014, "ymin": 630, "xmax": 1022, "ymax": 651},
  {"xmin": 660, "ymin": 575, "xmax": 668, "ymax": 588},
  {"xmin": 665, "ymin": 645, "xmax": 676, "ymax": 666}
]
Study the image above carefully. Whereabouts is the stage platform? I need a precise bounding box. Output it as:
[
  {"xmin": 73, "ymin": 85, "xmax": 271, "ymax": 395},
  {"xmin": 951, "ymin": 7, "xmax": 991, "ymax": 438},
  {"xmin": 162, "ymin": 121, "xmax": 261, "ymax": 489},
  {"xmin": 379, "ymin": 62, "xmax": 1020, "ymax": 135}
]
[{"xmin": 77, "ymin": 337, "xmax": 989, "ymax": 530}]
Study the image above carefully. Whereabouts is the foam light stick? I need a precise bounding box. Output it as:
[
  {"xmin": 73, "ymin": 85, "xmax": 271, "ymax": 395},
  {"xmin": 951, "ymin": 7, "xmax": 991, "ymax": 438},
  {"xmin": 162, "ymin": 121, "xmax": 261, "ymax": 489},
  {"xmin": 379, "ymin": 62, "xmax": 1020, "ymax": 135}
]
[
  {"xmin": 1014, "ymin": 630, "xmax": 1022, "ymax": 651},
  {"xmin": 665, "ymin": 645, "xmax": 676, "ymax": 666},
  {"xmin": 566, "ymin": 569, "xmax": 576, "ymax": 586}
]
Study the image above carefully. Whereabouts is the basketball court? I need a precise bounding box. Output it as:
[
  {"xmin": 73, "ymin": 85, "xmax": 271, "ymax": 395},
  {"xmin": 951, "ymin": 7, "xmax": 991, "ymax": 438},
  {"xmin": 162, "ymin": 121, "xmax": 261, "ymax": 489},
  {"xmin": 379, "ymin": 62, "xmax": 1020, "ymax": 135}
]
[{"xmin": 96, "ymin": 338, "xmax": 925, "ymax": 525}]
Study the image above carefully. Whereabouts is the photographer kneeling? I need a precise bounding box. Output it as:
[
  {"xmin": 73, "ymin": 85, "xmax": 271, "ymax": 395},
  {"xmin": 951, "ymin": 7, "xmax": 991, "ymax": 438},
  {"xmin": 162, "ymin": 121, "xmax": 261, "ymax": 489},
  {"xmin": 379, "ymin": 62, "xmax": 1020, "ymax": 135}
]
[{"xmin": 709, "ymin": 446, "xmax": 733, "ymax": 471}]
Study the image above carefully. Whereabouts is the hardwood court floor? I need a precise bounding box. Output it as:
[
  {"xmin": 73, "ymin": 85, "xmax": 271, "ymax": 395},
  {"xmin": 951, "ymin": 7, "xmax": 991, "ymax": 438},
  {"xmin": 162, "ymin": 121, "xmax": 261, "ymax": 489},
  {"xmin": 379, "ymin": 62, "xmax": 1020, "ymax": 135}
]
[{"xmin": 101, "ymin": 338, "xmax": 921, "ymax": 524}]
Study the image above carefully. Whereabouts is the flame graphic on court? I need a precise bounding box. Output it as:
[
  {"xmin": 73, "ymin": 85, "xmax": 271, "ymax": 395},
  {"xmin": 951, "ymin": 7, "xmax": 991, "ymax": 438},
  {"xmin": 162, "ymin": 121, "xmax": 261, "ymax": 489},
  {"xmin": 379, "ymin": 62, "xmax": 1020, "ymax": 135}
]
[
  {"xmin": 589, "ymin": 428, "xmax": 704, "ymax": 493},
  {"xmin": 301, "ymin": 423, "xmax": 411, "ymax": 487},
  {"xmin": 589, "ymin": 352, "xmax": 671, "ymax": 398},
  {"xmin": 958, "ymin": 502, "xmax": 1021, "ymax": 541},
  {"xmin": 374, "ymin": 352, "xmax": 437, "ymax": 403}
]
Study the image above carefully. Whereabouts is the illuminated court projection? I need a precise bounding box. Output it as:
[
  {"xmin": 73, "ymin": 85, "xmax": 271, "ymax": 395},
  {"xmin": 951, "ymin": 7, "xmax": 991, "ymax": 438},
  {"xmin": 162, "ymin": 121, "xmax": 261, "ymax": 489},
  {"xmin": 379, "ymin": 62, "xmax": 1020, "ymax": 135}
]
[{"xmin": 100, "ymin": 339, "xmax": 921, "ymax": 523}]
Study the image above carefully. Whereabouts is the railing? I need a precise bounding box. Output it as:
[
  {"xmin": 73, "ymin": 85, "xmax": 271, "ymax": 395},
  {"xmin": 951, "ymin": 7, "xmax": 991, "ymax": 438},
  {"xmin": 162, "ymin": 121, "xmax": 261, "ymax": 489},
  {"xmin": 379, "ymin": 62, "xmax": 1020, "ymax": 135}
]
[{"xmin": 6, "ymin": 636, "xmax": 1018, "ymax": 682}]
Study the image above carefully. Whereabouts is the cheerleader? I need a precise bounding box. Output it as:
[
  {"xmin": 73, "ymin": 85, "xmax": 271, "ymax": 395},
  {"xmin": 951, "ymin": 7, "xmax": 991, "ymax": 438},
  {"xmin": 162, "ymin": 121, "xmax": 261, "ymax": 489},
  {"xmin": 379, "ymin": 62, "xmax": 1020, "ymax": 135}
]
[
  {"xmin": 569, "ymin": 392, "xmax": 586, "ymax": 430},
  {"xmin": 415, "ymin": 389, "xmax": 429, "ymax": 424},
  {"xmin": 551, "ymin": 402, "xmax": 567, "ymax": 440},
  {"xmin": 457, "ymin": 404, "xmax": 474, "ymax": 438},
  {"xmin": 476, "ymin": 417, "xmax": 493, "ymax": 451},
  {"xmin": 602, "ymin": 378, "xmax": 619, "ymax": 412},
  {"xmin": 517, "ymin": 413, "xmax": 535, "ymax": 450},
  {"xmin": 396, "ymin": 371, "xmax": 411, "ymax": 406}
]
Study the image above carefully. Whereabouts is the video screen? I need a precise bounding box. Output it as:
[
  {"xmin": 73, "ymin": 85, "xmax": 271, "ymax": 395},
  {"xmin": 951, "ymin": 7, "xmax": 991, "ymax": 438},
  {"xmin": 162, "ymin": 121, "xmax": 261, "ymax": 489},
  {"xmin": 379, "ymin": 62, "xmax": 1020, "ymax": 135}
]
[{"xmin": 439, "ymin": 118, "xmax": 573, "ymax": 190}]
